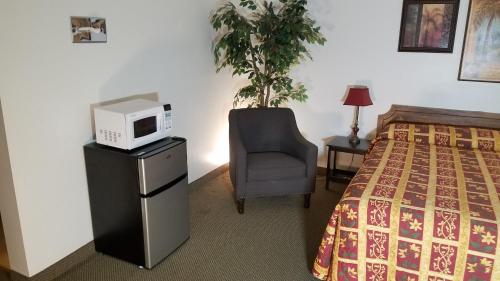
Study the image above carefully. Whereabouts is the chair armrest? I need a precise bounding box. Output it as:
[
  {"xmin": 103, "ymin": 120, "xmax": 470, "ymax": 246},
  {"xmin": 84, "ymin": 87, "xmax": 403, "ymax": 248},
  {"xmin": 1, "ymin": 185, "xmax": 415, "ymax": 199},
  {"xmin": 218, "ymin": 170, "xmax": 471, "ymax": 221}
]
[
  {"xmin": 229, "ymin": 112, "xmax": 248, "ymax": 198},
  {"xmin": 284, "ymin": 125, "xmax": 318, "ymax": 179},
  {"xmin": 286, "ymin": 129, "xmax": 318, "ymax": 177}
]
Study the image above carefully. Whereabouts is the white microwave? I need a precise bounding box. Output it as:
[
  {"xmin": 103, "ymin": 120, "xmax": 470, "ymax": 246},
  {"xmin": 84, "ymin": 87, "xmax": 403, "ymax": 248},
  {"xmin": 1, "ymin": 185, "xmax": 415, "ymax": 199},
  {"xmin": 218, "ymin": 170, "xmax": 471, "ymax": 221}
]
[{"xmin": 94, "ymin": 99, "xmax": 172, "ymax": 150}]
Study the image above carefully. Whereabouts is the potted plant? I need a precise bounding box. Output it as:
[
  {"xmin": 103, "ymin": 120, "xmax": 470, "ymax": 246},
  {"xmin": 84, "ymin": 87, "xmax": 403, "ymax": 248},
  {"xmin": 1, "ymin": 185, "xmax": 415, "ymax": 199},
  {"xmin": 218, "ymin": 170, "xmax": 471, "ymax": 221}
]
[{"xmin": 211, "ymin": 0, "xmax": 326, "ymax": 108}]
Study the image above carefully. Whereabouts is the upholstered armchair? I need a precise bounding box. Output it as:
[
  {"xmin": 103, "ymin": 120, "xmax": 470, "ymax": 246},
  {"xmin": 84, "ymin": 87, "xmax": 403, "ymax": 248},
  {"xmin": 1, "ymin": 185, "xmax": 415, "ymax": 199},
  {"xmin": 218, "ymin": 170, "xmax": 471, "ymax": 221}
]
[{"xmin": 229, "ymin": 108, "xmax": 318, "ymax": 214}]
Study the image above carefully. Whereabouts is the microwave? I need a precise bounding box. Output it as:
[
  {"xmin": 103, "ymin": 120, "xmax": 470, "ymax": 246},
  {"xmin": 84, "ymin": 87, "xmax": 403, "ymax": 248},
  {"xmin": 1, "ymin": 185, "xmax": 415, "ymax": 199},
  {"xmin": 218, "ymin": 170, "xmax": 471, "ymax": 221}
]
[{"xmin": 94, "ymin": 99, "xmax": 172, "ymax": 150}]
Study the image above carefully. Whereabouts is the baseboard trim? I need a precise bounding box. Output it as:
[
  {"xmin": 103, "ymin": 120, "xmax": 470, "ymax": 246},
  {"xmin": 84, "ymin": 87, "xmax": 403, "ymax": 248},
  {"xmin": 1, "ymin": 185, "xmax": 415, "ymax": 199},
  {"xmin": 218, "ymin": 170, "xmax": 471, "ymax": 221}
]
[
  {"xmin": 317, "ymin": 166, "xmax": 326, "ymax": 176},
  {"xmin": 9, "ymin": 241, "xmax": 95, "ymax": 281},
  {"xmin": 189, "ymin": 163, "xmax": 229, "ymax": 190},
  {"xmin": 189, "ymin": 164, "xmax": 326, "ymax": 182}
]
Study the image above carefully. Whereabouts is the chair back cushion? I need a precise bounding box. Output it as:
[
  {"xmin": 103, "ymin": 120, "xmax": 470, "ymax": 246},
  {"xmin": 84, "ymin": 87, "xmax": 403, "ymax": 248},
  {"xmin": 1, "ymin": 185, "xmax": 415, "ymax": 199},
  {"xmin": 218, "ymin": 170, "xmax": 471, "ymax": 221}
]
[{"xmin": 229, "ymin": 108, "xmax": 295, "ymax": 153}]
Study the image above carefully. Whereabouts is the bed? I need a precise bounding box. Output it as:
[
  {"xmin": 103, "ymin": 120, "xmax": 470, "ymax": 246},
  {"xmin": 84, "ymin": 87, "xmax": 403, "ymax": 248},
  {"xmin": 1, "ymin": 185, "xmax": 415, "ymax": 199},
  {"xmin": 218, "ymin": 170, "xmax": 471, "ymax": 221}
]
[{"xmin": 313, "ymin": 105, "xmax": 500, "ymax": 281}]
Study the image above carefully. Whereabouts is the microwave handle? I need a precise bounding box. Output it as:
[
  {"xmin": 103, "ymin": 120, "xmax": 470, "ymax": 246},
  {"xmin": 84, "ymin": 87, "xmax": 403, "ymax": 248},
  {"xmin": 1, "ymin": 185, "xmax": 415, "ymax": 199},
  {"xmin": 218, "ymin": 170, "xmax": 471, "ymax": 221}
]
[{"xmin": 163, "ymin": 104, "xmax": 172, "ymax": 131}]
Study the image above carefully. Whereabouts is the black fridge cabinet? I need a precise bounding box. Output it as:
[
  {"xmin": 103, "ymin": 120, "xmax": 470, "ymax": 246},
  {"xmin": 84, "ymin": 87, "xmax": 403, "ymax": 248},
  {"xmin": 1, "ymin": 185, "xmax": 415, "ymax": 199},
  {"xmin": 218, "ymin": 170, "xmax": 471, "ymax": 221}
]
[{"xmin": 84, "ymin": 137, "xmax": 189, "ymax": 269}]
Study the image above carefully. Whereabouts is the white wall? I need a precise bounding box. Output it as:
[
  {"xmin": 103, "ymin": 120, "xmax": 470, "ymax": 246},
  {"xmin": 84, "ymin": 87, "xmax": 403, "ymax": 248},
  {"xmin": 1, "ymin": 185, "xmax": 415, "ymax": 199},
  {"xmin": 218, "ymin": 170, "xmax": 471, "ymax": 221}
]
[
  {"xmin": 0, "ymin": 100, "xmax": 29, "ymax": 274},
  {"xmin": 0, "ymin": 0, "xmax": 235, "ymax": 276},
  {"xmin": 0, "ymin": 0, "xmax": 499, "ymax": 277},
  {"xmin": 290, "ymin": 0, "xmax": 500, "ymax": 167}
]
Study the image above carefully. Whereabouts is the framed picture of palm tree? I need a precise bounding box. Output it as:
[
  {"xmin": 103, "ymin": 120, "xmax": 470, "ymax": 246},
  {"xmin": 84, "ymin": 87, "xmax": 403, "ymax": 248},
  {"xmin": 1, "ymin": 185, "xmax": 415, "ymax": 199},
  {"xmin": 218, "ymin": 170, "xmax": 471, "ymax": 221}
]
[
  {"xmin": 459, "ymin": 0, "xmax": 500, "ymax": 83},
  {"xmin": 398, "ymin": 0, "xmax": 460, "ymax": 52}
]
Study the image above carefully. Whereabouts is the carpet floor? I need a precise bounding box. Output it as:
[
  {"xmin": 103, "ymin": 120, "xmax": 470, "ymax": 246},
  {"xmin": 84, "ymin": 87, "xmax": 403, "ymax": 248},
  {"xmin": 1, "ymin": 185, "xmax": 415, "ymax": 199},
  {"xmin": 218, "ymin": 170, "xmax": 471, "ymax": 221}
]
[{"xmin": 2, "ymin": 172, "xmax": 345, "ymax": 281}]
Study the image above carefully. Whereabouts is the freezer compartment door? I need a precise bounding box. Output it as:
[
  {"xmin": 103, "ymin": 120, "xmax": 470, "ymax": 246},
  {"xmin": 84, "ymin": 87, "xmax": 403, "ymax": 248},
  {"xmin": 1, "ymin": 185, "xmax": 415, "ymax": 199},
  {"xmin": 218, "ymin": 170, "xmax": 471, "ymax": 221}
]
[
  {"xmin": 141, "ymin": 176, "xmax": 189, "ymax": 268},
  {"xmin": 138, "ymin": 142, "xmax": 187, "ymax": 195}
]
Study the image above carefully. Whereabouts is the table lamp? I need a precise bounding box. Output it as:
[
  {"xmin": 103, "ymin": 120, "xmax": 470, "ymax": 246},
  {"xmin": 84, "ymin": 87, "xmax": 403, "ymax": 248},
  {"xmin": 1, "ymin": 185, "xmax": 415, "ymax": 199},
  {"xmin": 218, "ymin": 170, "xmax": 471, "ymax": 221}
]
[{"xmin": 344, "ymin": 87, "xmax": 373, "ymax": 145}]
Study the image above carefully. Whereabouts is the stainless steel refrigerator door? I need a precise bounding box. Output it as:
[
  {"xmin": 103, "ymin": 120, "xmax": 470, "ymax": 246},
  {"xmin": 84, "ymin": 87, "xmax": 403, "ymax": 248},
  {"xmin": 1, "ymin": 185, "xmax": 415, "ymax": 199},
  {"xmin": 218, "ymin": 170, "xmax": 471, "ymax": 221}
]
[
  {"xmin": 138, "ymin": 142, "xmax": 187, "ymax": 195},
  {"xmin": 141, "ymin": 177, "xmax": 189, "ymax": 268}
]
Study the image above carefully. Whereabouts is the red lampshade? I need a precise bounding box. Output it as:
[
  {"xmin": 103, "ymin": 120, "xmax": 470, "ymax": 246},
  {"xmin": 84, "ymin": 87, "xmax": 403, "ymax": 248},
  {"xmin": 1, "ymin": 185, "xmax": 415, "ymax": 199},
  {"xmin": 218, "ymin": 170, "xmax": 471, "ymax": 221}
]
[{"xmin": 343, "ymin": 87, "xmax": 373, "ymax": 106}]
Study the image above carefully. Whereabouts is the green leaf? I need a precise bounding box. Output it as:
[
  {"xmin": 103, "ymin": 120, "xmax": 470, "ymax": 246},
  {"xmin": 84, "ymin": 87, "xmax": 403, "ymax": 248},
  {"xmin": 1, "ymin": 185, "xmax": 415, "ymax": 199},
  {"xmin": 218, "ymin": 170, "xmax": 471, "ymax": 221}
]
[{"xmin": 211, "ymin": 0, "xmax": 325, "ymax": 107}]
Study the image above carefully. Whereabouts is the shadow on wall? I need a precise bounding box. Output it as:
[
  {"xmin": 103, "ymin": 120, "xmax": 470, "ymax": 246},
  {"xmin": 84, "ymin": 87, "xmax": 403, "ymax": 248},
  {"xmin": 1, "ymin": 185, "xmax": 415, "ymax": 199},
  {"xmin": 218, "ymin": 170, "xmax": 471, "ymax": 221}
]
[
  {"xmin": 87, "ymin": 22, "xmax": 236, "ymax": 180},
  {"xmin": 0, "ymin": 97, "xmax": 24, "ymax": 274},
  {"xmin": 0, "ymin": 101, "xmax": 9, "ymax": 272},
  {"xmin": 0, "ymin": 214, "xmax": 10, "ymax": 270},
  {"xmin": 290, "ymin": 100, "xmax": 346, "ymax": 155},
  {"xmin": 308, "ymin": 0, "xmax": 336, "ymax": 32},
  {"xmin": 95, "ymin": 24, "xmax": 227, "ymax": 133}
]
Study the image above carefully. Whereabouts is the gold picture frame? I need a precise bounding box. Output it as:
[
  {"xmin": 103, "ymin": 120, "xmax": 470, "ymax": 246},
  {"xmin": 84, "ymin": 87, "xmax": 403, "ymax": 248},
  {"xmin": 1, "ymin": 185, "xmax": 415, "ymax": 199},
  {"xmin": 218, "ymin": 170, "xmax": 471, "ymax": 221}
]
[{"xmin": 458, "ymin": 0, "xmax": 500, "ymax": 83}]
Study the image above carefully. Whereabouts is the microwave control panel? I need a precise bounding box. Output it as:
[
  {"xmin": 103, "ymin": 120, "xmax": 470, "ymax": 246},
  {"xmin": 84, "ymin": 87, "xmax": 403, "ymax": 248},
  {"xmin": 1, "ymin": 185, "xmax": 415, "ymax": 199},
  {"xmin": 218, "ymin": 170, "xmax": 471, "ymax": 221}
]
[
  {"xmin": 100, "ymin": 129, "xmax": 122, "ymax": 144},
  {"xmin": 164, "ymin": 104, "xmax": 172, "ymax": 134}
]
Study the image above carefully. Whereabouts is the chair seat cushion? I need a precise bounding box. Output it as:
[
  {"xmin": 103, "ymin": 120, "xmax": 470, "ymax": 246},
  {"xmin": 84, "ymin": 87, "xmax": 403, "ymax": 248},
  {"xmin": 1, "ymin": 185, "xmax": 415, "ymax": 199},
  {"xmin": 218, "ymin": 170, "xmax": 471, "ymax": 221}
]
[{"xmin": 247, "ymin": 152, "xmax": 306, "ymax": 181}]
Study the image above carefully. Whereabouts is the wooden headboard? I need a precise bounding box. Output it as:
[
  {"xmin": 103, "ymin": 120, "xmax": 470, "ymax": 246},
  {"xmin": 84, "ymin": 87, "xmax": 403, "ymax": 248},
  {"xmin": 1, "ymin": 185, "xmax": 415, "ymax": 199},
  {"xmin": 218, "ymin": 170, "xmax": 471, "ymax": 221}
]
[{"xmin": 377, "ymin": 105, "xmax": 500, "ymax": 135}]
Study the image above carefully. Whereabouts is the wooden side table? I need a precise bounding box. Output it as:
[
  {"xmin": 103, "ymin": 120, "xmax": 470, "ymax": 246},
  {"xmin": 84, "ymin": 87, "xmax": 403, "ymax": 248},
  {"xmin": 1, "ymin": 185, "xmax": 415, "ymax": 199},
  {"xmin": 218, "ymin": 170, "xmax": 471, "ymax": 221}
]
[{"xmin": 325, "ymin": 136, "xmax": 369, "ymax": 190}]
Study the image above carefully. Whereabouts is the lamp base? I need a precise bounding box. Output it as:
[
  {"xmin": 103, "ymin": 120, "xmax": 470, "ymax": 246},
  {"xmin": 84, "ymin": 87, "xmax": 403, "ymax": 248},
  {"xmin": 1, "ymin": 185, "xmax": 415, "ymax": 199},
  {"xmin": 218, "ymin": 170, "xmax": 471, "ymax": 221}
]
[
  {"xmin": 349, "ymin": 135, "xmax": 360, "ymax": 145},
  {"xmin": 349, "ymin": 116, "xmax": 360, "ymax": 145},
  {"xmin": 348, "ymin": 106, "xmax": 361, "ymax": 146}
]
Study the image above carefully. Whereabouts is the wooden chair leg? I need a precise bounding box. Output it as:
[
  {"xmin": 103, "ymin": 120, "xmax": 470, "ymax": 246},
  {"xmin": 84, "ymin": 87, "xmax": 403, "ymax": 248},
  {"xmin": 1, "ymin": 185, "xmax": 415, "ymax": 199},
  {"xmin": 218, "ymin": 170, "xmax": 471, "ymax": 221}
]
[
  {"xmin": 237, "ymin": 198, "xmax": 245, "ymax": 214},
  {"xmin": 304, "ymin": 194, "xmax": 311, "ymax": 209}
]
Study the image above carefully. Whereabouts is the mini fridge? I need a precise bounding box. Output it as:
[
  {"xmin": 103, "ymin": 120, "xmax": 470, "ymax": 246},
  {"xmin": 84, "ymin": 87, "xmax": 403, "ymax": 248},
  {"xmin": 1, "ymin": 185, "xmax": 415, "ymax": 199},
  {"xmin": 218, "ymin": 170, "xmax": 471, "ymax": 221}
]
[{"xmin": 84, "ymin": 137, "xmax": 189, "ymax": 269}]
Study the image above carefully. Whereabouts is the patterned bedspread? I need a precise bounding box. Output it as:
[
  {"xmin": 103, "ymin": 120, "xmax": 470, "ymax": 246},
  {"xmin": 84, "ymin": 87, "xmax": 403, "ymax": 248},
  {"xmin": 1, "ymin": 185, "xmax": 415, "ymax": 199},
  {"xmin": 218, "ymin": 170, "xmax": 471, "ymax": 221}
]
[{"xmin": 313, "ymin": 123, "xmax": 500, "ymax": 281}]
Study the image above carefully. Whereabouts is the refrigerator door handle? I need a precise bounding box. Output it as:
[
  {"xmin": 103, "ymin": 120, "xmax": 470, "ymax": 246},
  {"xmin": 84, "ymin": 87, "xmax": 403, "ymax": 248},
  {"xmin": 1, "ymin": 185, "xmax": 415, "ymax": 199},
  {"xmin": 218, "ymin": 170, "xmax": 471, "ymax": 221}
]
[
  {"xmin": 140, "ymin": 173, "xmax": 187, "ymax": 198},
  {"xmin": 138, "ymin": 143, "xmax": 187, "ymax": 195}
]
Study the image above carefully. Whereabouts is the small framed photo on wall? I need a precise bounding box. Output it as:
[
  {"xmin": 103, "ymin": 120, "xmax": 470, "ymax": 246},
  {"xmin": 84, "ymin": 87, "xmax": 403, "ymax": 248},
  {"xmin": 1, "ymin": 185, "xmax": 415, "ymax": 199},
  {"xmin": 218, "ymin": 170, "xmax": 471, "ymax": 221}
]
[
  {"xmin": 71, "ymin": 17, "xmax": 107, "ymax": 43},
  {"xmin": 458, "ymin": 0, "xmax": 500, "ymax": 83},
  {"xmin": 398, "ymin": 0, "xmax": 460, "ymax": 53}
]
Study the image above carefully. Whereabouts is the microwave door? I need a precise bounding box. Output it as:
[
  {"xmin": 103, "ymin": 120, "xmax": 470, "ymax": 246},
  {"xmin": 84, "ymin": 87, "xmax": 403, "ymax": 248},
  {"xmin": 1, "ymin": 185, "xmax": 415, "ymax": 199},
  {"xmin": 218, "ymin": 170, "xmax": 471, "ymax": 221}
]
[
  {"xmin": 133, "ymin": 116, "xmax": 158, "ymax": 139},
  {"xmin": 128, "ymin": 112, "xmax": 165, "ymax": 149}
]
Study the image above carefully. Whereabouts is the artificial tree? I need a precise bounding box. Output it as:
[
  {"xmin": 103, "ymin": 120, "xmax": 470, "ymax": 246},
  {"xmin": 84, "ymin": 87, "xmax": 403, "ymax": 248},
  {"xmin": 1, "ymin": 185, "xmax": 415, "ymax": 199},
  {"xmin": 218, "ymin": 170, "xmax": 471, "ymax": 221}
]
[{"xmin": 211, "ymin": 0, "xmax": 326, "ymax": 108}]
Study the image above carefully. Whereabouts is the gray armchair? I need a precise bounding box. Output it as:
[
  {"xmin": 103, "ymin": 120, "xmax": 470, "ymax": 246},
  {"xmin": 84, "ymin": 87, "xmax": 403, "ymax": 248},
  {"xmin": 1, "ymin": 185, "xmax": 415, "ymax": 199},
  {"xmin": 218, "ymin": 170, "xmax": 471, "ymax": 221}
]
[{"xmin": 229, "ymin": 108, "xmax": 318, "ymax": 214}]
